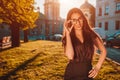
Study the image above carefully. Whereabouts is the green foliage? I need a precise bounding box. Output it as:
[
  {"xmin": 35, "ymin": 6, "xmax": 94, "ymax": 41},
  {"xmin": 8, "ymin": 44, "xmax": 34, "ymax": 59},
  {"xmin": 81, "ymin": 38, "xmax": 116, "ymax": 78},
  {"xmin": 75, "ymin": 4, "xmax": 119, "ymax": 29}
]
[
  {"xmin": 0, "ymin": 41, "xmax": 120, "ymax": 80},
  {"xmin": 0, "ymin": 0, "xmax": 39, "ymax": 29}
]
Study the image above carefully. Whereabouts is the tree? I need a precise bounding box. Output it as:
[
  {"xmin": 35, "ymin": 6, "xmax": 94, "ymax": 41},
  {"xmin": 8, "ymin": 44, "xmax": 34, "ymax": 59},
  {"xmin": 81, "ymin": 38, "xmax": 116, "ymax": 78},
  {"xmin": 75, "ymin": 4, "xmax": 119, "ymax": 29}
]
[{"xmin": 0, "ymin": 0, "xmax": 38, "ymax": 47}]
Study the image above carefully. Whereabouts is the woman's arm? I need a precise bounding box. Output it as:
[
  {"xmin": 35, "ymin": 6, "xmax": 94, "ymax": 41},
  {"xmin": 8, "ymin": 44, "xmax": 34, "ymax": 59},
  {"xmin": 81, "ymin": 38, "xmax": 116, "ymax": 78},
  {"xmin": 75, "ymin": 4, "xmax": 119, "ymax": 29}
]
[
  {"xmin": 65, "ymin": 32, "xmax": 74, "ymax": 60},
  {"xmin": 89, "ymin": 37, "xmax": 107, "ymax": 78},
  {"xmin": 63, "ymin": 20, "xmax": 74, "ymax": 60}
]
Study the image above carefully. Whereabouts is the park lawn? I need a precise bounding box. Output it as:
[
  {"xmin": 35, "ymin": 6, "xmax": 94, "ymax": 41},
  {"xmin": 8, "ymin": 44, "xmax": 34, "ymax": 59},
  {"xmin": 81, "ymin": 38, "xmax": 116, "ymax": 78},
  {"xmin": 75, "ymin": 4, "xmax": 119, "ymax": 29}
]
[{"xmin": 0, "ymin": 40, "xmax": 120, "ymax": 80}]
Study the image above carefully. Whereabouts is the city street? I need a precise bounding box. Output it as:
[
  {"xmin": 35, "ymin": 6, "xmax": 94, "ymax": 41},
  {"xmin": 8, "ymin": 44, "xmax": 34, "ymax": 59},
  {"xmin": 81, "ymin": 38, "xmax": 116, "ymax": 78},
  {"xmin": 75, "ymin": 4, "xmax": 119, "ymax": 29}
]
[{"xmin": 106, "ymin": 47, "xmax": 120, "ymax": 63}]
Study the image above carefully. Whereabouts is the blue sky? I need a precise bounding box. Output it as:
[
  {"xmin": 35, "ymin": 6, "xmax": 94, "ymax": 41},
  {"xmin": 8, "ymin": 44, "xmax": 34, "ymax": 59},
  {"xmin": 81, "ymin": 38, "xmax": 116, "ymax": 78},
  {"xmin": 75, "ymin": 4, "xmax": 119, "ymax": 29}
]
[{"xmin": 34, "ymin": 0, "xmax": 96, "ymax": 18}]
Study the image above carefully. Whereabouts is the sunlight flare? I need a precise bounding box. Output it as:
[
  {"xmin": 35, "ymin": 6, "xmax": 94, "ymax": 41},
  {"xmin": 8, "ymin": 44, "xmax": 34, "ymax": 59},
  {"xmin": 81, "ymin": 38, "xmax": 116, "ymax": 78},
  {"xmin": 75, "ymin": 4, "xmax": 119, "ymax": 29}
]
[{"xmin": 60, "ymin": 0, "xmax": 68, "ymax": 3}]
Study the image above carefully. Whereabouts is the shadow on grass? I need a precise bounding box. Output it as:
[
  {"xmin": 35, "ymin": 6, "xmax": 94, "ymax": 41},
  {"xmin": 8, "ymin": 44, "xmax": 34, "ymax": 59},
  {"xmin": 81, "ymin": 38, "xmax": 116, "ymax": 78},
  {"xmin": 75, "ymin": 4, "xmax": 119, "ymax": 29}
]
[
  {"xmin": 0, "ymin": 53, "xmax": 40, "ymax": 80},
  {"xmin": 0, "ymin": 41, "xmax": 38, "ymax": 53},
  {"xmin": 0, "ymin": 47, "xmax": 13, "ymax": 52}
]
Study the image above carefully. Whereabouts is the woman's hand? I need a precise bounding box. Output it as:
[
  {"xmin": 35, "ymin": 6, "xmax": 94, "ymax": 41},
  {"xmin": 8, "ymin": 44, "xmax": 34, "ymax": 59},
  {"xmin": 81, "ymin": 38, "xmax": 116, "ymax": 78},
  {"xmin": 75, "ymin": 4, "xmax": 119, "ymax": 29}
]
[
  {"xmin": 88, "ymin": 37, "xmax": 107, "ymax": 78},
  {"xmin": 64, "ymin": 20, "xmax": 74, "ymax": 35},
  {"xmin": 88, "ymin": 64, "xmax": 101, "ymax": 78}
]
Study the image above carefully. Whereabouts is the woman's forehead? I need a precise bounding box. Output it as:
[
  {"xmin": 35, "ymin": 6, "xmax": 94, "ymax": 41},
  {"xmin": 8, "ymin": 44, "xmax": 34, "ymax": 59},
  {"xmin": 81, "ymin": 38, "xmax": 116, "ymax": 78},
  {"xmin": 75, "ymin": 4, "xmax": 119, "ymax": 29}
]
[{"xmin": 71, "ymin": 13, "xmax": 81, "ymax": 18}]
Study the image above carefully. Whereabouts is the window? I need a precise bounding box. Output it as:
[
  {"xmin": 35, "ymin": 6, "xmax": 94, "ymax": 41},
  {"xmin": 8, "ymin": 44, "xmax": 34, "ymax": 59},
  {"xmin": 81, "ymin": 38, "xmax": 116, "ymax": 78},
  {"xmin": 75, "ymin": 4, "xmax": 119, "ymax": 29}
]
[
  {"xmin": 115, "ymin": 21, "xmax": 120, "ymax": 30},
  {"xmin": 98, "ymin": 8, "xmax": 102, "ymax": 16},
  {"xmin": 115, "ymin": 2, "xmax": 120, "ymax": 13},
  {"xmin": 104, "ymin": 6, "xmax": 109, "ymax": 15},
  {"xmin": 99, "ymin": 22, "xmax": 102, "ymax": 28},
  {"xmin": 116, "ymin": 2, "xmax": 120, "ymax": 11},
  {"xmin": 105, "ymin": 22, "xmax": 108, "ymax": 30}
]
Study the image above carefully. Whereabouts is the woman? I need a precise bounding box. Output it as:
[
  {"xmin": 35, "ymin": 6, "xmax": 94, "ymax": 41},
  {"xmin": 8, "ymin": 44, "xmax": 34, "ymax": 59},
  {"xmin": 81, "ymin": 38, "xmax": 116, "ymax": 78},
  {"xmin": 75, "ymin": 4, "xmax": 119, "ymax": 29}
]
[{"xmin": 62, "ymin": 8, "xmax": 107, "ymax": 80}]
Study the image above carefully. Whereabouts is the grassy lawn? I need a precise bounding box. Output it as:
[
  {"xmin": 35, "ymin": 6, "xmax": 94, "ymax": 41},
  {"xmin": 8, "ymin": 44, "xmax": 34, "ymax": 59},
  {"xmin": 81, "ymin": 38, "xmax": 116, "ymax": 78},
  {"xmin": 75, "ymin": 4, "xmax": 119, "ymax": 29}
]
[{"xmin": 0, "ymin": 40, "xmax": 120, "ymax": 80}]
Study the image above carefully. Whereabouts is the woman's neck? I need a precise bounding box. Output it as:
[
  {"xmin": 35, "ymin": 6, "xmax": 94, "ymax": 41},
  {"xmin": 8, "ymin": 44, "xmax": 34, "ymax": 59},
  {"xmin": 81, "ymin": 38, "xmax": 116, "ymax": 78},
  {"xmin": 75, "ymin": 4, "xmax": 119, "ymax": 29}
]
[{"xmin": 75, "ymin": 30, "xmax": 83, "ymax": 37}]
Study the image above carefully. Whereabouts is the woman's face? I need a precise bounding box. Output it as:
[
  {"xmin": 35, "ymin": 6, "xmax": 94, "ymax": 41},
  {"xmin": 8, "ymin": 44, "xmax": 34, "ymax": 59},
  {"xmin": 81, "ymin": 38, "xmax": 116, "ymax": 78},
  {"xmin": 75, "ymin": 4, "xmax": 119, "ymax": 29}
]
[{"xmin": 70, "ymin": 13, "xmax": 83, "ymax": 30}]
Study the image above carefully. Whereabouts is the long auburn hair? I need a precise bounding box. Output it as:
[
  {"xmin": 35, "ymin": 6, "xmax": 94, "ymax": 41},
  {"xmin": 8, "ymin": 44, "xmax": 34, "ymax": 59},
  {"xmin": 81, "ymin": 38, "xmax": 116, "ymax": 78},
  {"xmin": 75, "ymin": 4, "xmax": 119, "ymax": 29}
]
[{"xmin": 62, "ymin": 8, "xmax": 102, "ymax": 61}]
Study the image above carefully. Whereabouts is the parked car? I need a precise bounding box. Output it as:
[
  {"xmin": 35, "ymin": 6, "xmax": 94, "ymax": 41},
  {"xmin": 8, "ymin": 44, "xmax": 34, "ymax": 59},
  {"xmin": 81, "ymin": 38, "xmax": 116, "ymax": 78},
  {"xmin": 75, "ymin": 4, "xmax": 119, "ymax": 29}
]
[
  {"xmin": 92, "ymin": 27, "xmax": 106, "ymax": 41},
  {"xmin": 106, "ymin": 31, "xmax": 120, "ymax": 47},
  {"xmin": 53, "ymin": 34, "xmax": 62, "ymax": 41}
]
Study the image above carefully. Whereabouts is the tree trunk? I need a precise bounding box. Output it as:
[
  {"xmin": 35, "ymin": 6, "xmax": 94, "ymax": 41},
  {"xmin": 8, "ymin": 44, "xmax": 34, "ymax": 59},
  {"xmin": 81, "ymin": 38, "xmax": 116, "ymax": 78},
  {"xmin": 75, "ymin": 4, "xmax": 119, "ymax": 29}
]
[
  {"xmin": 10, "ymin": 23, "xmax": 20, "ymax": 47},
  {"xmin": 24, "ymin": 29, "xmax": 28, "ymax": 42}
]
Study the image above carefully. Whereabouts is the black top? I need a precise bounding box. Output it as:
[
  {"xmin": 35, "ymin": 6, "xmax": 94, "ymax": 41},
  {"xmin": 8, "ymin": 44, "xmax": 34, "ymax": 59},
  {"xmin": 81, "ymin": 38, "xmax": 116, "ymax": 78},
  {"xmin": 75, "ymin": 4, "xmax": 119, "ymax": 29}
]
[{"xmin": 71, "ymin": 33, "xmax": 97, "ymax": 62}]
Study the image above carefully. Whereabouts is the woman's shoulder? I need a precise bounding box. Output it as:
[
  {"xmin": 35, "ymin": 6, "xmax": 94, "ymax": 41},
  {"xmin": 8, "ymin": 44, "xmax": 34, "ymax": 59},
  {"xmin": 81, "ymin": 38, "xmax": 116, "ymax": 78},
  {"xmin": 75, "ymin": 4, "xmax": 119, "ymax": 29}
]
[
  {"xmin": 91, "ymin": 32, "xmax": 97, "ymax": 39},
  {"xmin": 90, "ymin": 30, "xmax": 103, "ymax": 42},
  {"xmin": 91, "ymin": 32, "xmax": 103, "ymax": 44}
]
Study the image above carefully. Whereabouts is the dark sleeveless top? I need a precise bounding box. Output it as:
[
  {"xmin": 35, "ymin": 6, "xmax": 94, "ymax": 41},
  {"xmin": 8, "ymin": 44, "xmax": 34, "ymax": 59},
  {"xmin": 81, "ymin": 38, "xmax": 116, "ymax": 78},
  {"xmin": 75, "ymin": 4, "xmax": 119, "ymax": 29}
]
[
  {"xmin": 71, "ymin": 32, "xmax": 97, "ymax": 63},
  {"xmin": 64, "ymin": 31, "xmax": 97, "ymax": 80}
]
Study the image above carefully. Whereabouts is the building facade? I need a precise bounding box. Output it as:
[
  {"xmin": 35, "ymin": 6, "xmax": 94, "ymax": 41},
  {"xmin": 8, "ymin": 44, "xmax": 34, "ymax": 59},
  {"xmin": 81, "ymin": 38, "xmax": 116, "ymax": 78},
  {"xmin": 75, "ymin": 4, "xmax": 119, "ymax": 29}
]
[
  {"xmin": 32, "ymin": 0, "xmax": 64, "ymax": 40},
  {"xmin": 96, "ymin": 0, "xmax": 120, "ymax": 35},
  {"xmin": 44, "ymin": 0, "xmax": 62, "ymax": 39},
  {"xmin": 80, "ymin": 0, "xmax": 95, "ymax": 28}
]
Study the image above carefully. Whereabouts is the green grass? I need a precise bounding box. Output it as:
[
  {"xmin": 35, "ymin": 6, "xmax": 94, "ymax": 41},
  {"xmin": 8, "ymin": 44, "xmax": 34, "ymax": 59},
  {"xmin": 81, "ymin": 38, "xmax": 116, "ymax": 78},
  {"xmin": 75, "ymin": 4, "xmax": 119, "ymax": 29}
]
[{"xmin": 0, "ymin": 40, "xmax": 120, "ymax": 80}]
